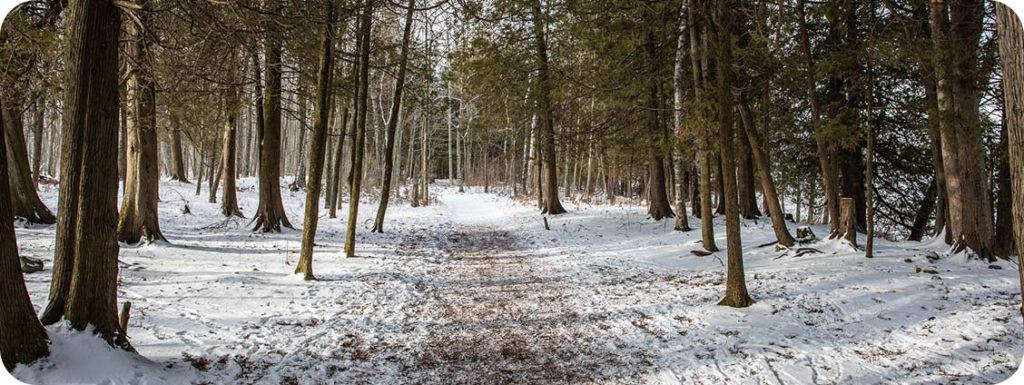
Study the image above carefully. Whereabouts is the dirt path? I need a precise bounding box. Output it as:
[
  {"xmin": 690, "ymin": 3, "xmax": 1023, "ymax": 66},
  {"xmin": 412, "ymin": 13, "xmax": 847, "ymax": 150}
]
[{"xmin": 398, "ymin": 195, "xmax": 626, "ymax": 384}]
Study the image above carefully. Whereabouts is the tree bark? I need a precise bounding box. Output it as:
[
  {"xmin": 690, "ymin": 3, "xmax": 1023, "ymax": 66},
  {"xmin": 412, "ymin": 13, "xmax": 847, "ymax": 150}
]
[
  {"xmin": 673, "ymin": 9, "xmax": 691, "ymax": 231},
  {"xmin": 296, "ymin": 1, "xmax": 335, "ymax": 280},
  {"xmin": 345, "ymin": 0, "xmax": 373, "ymax": 257},
  {"xmin": 118, "ymin": 1, "xmax": 166, "ymax": 244},
  {"xmin": 170, "ymin": 122, "xmax": 189, "ymax": 182},
  {"xmin": 372, "ymin": 0, "xmax": 416, "ymax": 233},
  {"xmin": 735, "ymin": 91, "xmax": 795, "ymax": 247},
  {"xmin": 1, "ymin": 100, "xmax": 56, "ymax": 224},
  {"xmin": 531, "ymin": 0, "xmax": 566, "ymax": 215},
  {"xmin": 715, "ymin": 0, "xmax": 752, "ymax": 308},
  {"xmin": 31, "ymin": 97, "xmax": 43, "ymax": 185},
  {"xmin": 252, "ymin": 0, "xmax": 293, "ymax": 232},
  {"xmin": 688, "ymin": 0, "xmax": 717, "ymax": 251},
  {"xmin": 221, "ymin": 55, "xmax": 244, "ymax": 218},
  {"xmin": 797, "ymin": 0, "xmax": 840, "ymax": 237},
  {"xmin": 643, "ymin": 29, "xmax": 674, "ymax": 221},
  {"xmin": 41, "ymin": 0, "xmax": 127, "ymax": 348},
  {"xmin": 995, "ymin": 3, "xmax": 1023, "ymax": 319},
  {"xmin": 0, "ymin": 96, "xmax": 49, "ymax": 372}
]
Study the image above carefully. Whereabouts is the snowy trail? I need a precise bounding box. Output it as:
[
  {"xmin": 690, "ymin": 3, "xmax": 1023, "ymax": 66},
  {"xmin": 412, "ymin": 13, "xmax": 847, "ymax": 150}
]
[{"xmin": 12, "ymin": 181, "xmax": 1024, "ymax": 384}]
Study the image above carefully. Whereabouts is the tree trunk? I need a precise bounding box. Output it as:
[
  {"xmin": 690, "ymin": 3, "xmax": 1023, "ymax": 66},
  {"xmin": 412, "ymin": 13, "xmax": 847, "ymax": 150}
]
[
  {"xmin": 221, "ymin": 56, "xmax": 244, "ymax": 218},
  {"xmin": 688, "ymin": 0, "xmax": 716, "ymax": 251},
  {"xmin": 840, "ymin": 198, "xmax": 857, "ymax": 247},
  {"xmin": 995, "ymin": 2, "xmax": 1024, "ymax": 319},
  {"xmin": 865, "ymin": 58, "xmax": 876, "ymax": 258},
  {"xmin": 531, "ymin": 0, "xmax": 566, "ymax": 215},
  {"xmin": 736, "ymin": 124, "xmax": 760, "ymax": 219},
  {"xmin": 345, "ymin": 0, "xmax": 373, "ymax": 257},
  {"xmin": 735, "ymin": 91, "xmax": 795, "ymax": 247},
  {"xmin": 1, "ymin": 100, "xmax": 56, "ymax": 224},
  {"xmin": 797, "ymin": 0, "xmax": 840, "ymax": 237},
  {"xmin": 118, "ymin": 2, "xmax": 166, "ymax": 244},
  {"xmin": 0, "ymin": 95, "xmax": 49, "ymax": 372},
  {"xmin": 644, "ymin": 29, "xmax": 674, "ymax": 221},
  {"xmin": 715, "ymin": 0, "xmax": 752, "ymax": 308},
  {"xmin": 372, "ymin": 0, "xmax": 416, "ymax": 233},
  {"xmin": 252, "ymin": 0, "xmax": 293, "ymax": 232},
  {"xmin": 328, "ymin": 106, "xmax": 349, "ymax": 218},
  {"xmin": 296, "ymin": 1, "xmax": 335, "ymax": 280},
  {"xmin": 41, "ymin": 0, "xmax": 127, "ymax": 348},
  {"xmin": 31, "ymin": 97, "xmax": 43, "ymax": 185},
  {"xmin": 170, "ymin": 122, "xmax": 189, "ymax": 182}
]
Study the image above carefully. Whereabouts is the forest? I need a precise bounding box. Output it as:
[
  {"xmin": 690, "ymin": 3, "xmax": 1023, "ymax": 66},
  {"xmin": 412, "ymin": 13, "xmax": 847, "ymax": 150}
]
[{"xmin": 1, "ymin": 0, "xmax": 1024, "ymax": 383}]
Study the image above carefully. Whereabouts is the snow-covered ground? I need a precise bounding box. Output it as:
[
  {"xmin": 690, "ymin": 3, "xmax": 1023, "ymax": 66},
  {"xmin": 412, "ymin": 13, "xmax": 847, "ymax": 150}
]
[{"xmin": 7, "ymin": 179, "xmax": 1024, "ymax": 384}]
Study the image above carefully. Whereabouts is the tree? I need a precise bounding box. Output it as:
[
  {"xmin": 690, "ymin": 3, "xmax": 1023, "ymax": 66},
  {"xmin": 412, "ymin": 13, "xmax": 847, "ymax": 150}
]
[
  {"xmin": 2, "ymin": 100, "xmax": 56, "ymax": 224},
  {"xmin": 530, "ymin": 0, "xmax": 566, "ymax": 215},
  {"xmin": 996, "ymin": 2, "xmax": 1024, "ymax": 318},
  {"xmin": 221, "ymin": 50, "xmax": 245, "ymax": 218},
  {"xmin": 296, "ymin": 0, "xmax": 336, "ymax": 280},
  {"xmin": 41, "ymin": 0, "xmax": 128, "ymax": 348},
  {"xmin": 715, "ymin": 0, "xmax": 752, "ymax": 308},
  {"xmin": 372, "ymin": 0, "xmax": 416, "ymax": 233},
  {"xmin": 118, "ymin": 0, "xmax": 167, "ymax": 244},
  {"xmin": 252, "ymin": 0, "xmax": 294, "ymax": 233},
  {"xmin": 344, "ymin": 0, "xmax": 373, "ymax": 258},
  {"xmin": 672, "ymin": 0, "xmax": 691, "ymax": 232},
  {"xmin": 643, "ymin": 26, "xmax": 674, "ymax": 221},
  {"xmin": 0, "ymin": 97, "xmax": 49, "ymax": 372},
  {"xmin": 688, "ymin": 0, "xmax": 717, "ymax": 252}
]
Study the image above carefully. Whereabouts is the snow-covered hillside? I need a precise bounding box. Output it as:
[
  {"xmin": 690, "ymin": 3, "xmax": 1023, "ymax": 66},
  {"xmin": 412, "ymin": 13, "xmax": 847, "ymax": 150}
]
[{"xmin": 8, "ymin": 179, "xmax": 1024, "ymax": 384}]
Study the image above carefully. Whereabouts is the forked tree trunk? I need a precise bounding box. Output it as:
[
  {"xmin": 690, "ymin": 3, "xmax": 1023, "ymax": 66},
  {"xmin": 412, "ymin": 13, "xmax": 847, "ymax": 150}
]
[
  {"xmin": 252, "ymin": 0, "xmax": 293, "ymax": 233},
  {"xmin": 296, "ymin": 0, "xmax": 335, "ymax": 280},
  {"xmin": 118, "ymin": 2, "xmax": 166, "ymax": 244},
  {"xmin": 1, "ymin": 100, "xmax": 56, "ymax": 224},
  {"xmin": 688, "ymin": 0, "xmax": 717, "ymax": 251},
  {"xmin": 715, "ymin": 0, "xmax": 753, "ymax": 308},
  {"xmin": 735, "ymin": 91, "xmax": 794, "ymax": 247},
  {"xmin": 372, "ymin": 0, "xmax": 416, "ymax": 233},
  {"xmin": 0, "ymin": 99, "xmax": 49, "ymax": 371},
  {"xmin": 995, "ymin": 3, "xmax": 1024, "ymax": 319},
  {"xmin": 41, "ymin": 0, "xmax": 127, "ymax": 348},
  {"xmin": 345, "ymin": 0, "xmax": 373, "ymax": 257},
  {"xmin": 531, "ymin": 0, "xmax": 566, "ymax": 215}
]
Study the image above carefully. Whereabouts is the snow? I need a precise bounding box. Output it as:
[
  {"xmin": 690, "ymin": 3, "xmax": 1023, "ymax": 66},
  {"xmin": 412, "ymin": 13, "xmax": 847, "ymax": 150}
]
[{"xmin": 5, "ymin": 179, "xmax": 1024, "ymax": 384}]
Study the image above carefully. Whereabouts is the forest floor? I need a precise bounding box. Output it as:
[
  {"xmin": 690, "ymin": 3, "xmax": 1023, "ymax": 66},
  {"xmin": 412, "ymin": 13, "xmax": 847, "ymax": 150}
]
[{"xmin": 8, "ymin": 179, "xmax": 1024, "ymax": 385}]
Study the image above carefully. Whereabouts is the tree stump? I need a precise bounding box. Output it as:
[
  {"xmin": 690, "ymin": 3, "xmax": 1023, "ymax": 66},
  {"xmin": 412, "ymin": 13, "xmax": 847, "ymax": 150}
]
[
  {"xmin": 840, "ymin": 198, "xmax": 857, "ymax": 247},
  {"xmin": 796, "ymin": 226, "xmax": 816, "ymax": 241}
]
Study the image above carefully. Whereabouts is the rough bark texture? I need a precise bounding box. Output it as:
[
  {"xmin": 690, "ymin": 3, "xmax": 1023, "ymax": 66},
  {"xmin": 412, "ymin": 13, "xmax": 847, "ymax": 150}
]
[
  {"xmin": 31, "ymin": 98, "xmax": 43, "ymax": 184},
  {"xmin": 345, "ymin": 1, "xmax": 373, "ymax": 257},
  {"xmin": 1, "ymin": 100, "xmax": 56, "ymax": 224},
  {"xmin": 372, "ymin": 0, "xmax": 416, "ymax": 233},
  {"xmin": 297, "ymin": 1, "xmax": 335, "ymax": 280},
  {"xmin": 688, "ymin": 0, "xmax": 717, "ymax": 251},
  {"xmin": 41, "ymin": 0, "xmax": 127, "ymax": 348},
  {"xmin": 0, "ymin": 99, "xmax": 49, "ymax": 372},
  {"xmin": 996, "ymin": 109, "xmax": 1015, "ymax": 258},
  {"xmin": 252, "ymin": 0, "xmax": 293, "ymax": 232},
  {"xmin": 840, "ymin": 198, "xmax": 858, "ymax": 247},
  {"xmin": 117, "ymin": 1, "xmax": 166, "ymax": 244},
  {"xmin": 531, "ymin": 0, "xmax": 566, "ymax": 215},
  {"xmin": 221, "ymin": 60, "xmax": 244, "ymax": 218},
  {"xmin": 328, "ymin": 107, "xmax": 348, "ymax": 218},
  {"xmin": 170, "ymin": 124, "xmax": 189, "ymax": 183},
  {"xmin": 644, "ymin": 29, "xmax": 674, "ymax": 221},
  {"xmin": 673, "ymin": 10, "xmax": 691, "ymax": 231},
  {"xmin": 735, "ymin": 92, "xmax": 795, "ymax": 247},
  {"xmin": 715, "ymin": 0, "xmax": 753, "ymax": 308},
  {"xmin": 932, "ymin": 0, "xmax": 993, "ymax": 259},
  {"xmin": 996, "ymin": 3, "xmax": 1024, "ymax": 317},
  {"xmin": 797, "ymin": 0, "xmax": 840, "ymax": 237}
]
